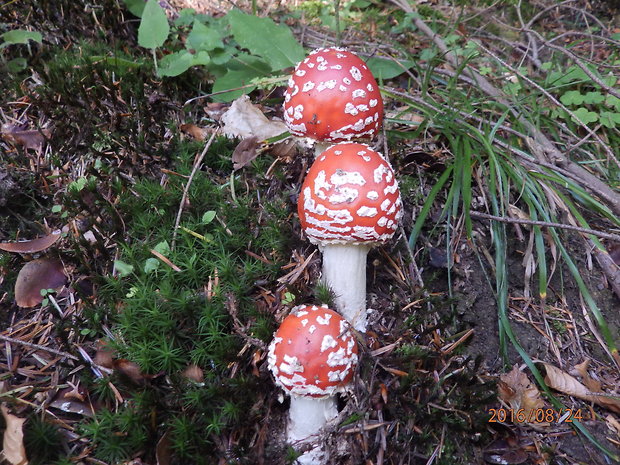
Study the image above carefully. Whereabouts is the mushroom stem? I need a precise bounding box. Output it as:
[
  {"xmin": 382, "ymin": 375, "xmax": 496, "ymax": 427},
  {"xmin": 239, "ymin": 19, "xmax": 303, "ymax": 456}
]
[
  {"xmin": 320, "ymin": 243, "xmax": 370, "ymax": 332},
  {"xmin": 288, "ymin": 395, "xmax": 338, "ymax": 443},
  {"xmin": 313, "ymin": 141, "xmax": 331, "ymax": 158}
]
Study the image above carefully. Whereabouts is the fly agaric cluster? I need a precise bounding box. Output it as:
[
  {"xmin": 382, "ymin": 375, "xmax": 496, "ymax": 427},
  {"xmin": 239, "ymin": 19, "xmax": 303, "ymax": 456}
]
[
  {"xmin": 268, "ymin": 47, "xmax": 402, "ymax": 464},
  {"xmin": 267, "ymin": 47, "xmax": 402, "ymax": 463}
]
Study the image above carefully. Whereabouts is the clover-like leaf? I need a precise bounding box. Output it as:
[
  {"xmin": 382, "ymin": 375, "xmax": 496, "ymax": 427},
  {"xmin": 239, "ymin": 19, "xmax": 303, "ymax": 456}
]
[
  {"xmin": 571, "ymin": 107, "xmax": 598, "ymax": 124},
  {"xmin": 560, "ymin": 90, "xmax": 584, "ymax": 106}
]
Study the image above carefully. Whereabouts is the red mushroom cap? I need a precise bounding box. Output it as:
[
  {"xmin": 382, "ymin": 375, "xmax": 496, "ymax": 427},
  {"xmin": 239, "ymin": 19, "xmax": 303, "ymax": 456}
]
[
  {"xmin": 282, "ymin": 47, "xmax": 383, "ymax": 143},
  {"xmin": 267, "ymin": 305, "xmax": 358, "ymax": 398},
  {"xmin": 298, "ymin": 142, "xmax": 402, "ymax": 245}
]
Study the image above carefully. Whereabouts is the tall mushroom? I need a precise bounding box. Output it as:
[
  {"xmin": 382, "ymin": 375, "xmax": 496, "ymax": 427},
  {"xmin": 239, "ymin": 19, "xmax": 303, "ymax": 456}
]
[
  {"xmin": 282, "ymin": 47, "xmax": 383, "ymax": 156},
  {"xmin": 297, "ymin": 143, "xmax": 402, "ymax": 332},
  {"xmin": 267, "ymin": 304, "xmax": 358, "ymax": 461}
]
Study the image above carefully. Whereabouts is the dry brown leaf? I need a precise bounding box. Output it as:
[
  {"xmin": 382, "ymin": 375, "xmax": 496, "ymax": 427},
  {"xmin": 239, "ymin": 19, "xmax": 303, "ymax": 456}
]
[
  {"xmin": 220, "ymin": 95, "xmax": 287, "ymax": 141},
  {"xmin": 1, "ymin": 404, "xmax": 28, "ymax": 465},
  {"xmin": 232, "ymin": 136, "xmax": 259, "ymax": 171},
  {"xmin": 606, "ymin": 414, "xmax": 620, "ymax": 438},
  {"xmin": 14, "ymin": 258, "xmax": 67, "ymax": 308},
  {"xmin": 572, "ymin": 359, "xmax": 602, "ymax": 392},
  {"xmin": 179, "ymin": 123, "xmax": 210, "ymax": 141},
  {"xmin": 0, "ymin": 231, "xmax": 61, "ymax": 254},
  {"xmin": 156, "ymin": 430, "xmax": 172, "ymax": 465},
  {"xmin": 182, "ymin": 364, "xmax": 204, "ymax": 383},
  {"xmin": 1, "ymin": 124, "xmax": 51, "ymax": 152},
  {"xmin": 113, "ymin": 359, "xmax": 152, "ymax": 384},
  {"xmin": 94, "ymin": 340, "xmax": 115, "ymax": 369},
  {"xmin": 498, "ymin": 365, "xmax": 546, "ymax": 424},
  {"xmin": 543, "ymin": 363, "xmax": 620, "ymax": 414}
]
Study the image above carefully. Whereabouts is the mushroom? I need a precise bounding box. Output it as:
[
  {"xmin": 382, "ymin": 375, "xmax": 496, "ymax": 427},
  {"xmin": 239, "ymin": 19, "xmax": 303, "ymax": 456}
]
[
  {"xmin": 297, "ymin": 143, "xmax": 402, "ymax": 332},
  {"xmin": 267, "ymin": 304, "xmax": 358, "ymax": 457},
  {"xmin": 282, "ymin": 47, "xmax": 383, "ymax": 156}
]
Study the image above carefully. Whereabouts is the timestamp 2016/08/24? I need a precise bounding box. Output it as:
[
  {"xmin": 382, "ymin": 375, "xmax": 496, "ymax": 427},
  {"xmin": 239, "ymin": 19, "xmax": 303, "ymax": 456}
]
[{"xmin": 488, "ymin": 408, "xmax": 588, "ymax": 424}]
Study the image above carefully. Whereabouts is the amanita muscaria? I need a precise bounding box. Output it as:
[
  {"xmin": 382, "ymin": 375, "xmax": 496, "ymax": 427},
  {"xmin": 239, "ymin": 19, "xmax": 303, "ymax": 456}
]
[
  {"xmin": 268, "ymin": 305, "xmax": 358, "ymax": 462},
  {"xmin": 297, "ymin": 143, "xmax": 402, "ymax": 332},
  {"xmin": 282, "ymin": 47, "xmax": 383, "ymax": 155}
]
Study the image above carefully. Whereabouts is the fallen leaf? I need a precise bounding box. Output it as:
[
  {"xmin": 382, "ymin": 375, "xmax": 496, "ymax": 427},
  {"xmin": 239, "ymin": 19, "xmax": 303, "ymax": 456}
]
[
  {"xmin": 232, "ymin": 136, "xmax": 259, "ymax": 170},
  {"xmin": 113, "ymin": 359, "xmax": 150, "ymax": 384},
  {"xmin": 270, "ymin": 139, "xmax": 296, "ymax": 160},
  {"xmin": 14, "ymin": 258, "xmax": 67, "ymax": 308},
  {"xmin": 571, "ymin": 359, "xmax": 602, "ymax": 392},
  {"xmin": 1, "ymin": 123, "xmax": 51, "ymax": 152},
  {"xmin": 498, "ymin": 365, "xmax": 546, "ymax": 424},
  {"xmin": 543, "ymin": 363, "xmax": 620, "ymax": 413},
  {"xmin": 156, "ymin": 430, "xmax": 172, "ymax": 465},
  {"xmin": 220, "ymin": 95, "xmax": 287, "ymax": 141},
  {"xmin": 94, "ymin": 340, "xmax": 115, "ymax": 369},
  {"xmin": 0, "ymin": 404, "xmax": 27, "ymax": 465},
  {"xmin": 179, "ymin": 123, "xmax": 210, "ymax": 141},
  {"xmin": 181, "ymin": 364, "xmax": 204, "ymax": 383},
  {"xmin": 0, "ymin": 231, "xmax": 61, "ymax": 254}
]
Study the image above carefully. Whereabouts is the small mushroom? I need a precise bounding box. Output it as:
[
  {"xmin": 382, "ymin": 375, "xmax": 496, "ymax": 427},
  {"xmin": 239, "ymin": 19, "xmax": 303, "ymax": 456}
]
[
  {"xmin": 282, "ymin": 47, "xmax": 383, "ymax": 156},
  {"xmin": 267, "ymin": 305, "xmax": 358, "ymax": 460},
  {"xmin": 297, "ymin": 143, "xmax": 402, "ymax": 331}
]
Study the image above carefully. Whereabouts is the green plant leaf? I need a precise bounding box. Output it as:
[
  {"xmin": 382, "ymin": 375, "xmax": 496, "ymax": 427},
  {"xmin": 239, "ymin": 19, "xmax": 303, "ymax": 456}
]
[
  {"xmin": 202, "ymin": 211, "xmax": 216, "ymax": 224},
  {"xmin": 226, "ymin": 10, "xmax": 304, "ymax": 71},
  {"xmin": 1, "ymin": 29, "xmax": 42, "ymax": 48},
  {"xmin": 187, "ymin": 19, "xmax": 223, "ymax": 52},
  {"xmin": 600, "ymin": 111, "xmax": 620, "ymax": 129},
  {"xmin": 366, "ymin": 57, "xmax": 415, "ymax": 80},
  {"xmin": 153, "ymin": 240, "xmax": 170, "ymax": 255},
  {"xmin": 158, "ymin": 51, "xmax": 194, "ymax": 77},
  {"xmin": 582, "ymin": 91, "xmax": 605, "ymax": 105},
  {"xmin": 211, "ymin": 56, "xmax": 271, "ymax": 102},
  {"xmin": 7, "ymin": 57, "xmax": 28, "ymax": 72},
  {"xmin": 559, "ymin": 90, "xmax": 584, "ymax": 106},
  {"xmin": 605, "ymin": 95, "xmax": 620, "ymax": 111},
  {"xmin": 144, "ymin": 257, "xmax": 160, "ymax": 274},
  {"xmin": 571, "ymin": 107, "xmax": 598, "ymax": 124},
  {"xmin": 123, "ymin": 0, "xmax": 146, "ymax": 17},
  {"xmin": 138, "ymin": 0, "xmax": 170, "ymax": 49},
  {"xmin": 114, "ymin": 260, "xmax": 134, "ymax": 277}
]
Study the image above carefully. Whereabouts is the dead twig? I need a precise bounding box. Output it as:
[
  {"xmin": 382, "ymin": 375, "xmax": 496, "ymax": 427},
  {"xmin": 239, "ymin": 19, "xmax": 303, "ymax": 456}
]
[
  {"xmin": 172, "ymin": 129, "xmax": 219, "ymax": 250},
  {"xmin": 469, "ymin": 211, "xmax": 620, "ymax": 243}
]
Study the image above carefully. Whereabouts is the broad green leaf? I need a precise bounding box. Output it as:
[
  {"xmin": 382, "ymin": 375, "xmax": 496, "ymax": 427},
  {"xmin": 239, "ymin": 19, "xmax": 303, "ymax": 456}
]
[
  {"xmin": 571, "ymin": 107, "xmax": 598, "ymax": 124},
  {"xmin": 7, "ymin": 57, "xmax": 27, "ymax": 72},
  {"xmin": 144, "ymin": 257, "xmax": 160, "ymax": 274},
  {"xmin": 582, "ymin": 91, "xmax": 605, "ymax": 105},
  {"xmin": 114, "ymin": 260, "xmax": 134, "ymax": 277},
  {"xmin": 123, "ymin": 0, "xmax": 146, "ymax": 17},
  {"xmin": 600, "ymin": 111, "xmax": 620, "ymax": 128},
  {"xmin": 606, "ymin": 95, "xmax": 620, "ymax": 111},
  {"xmin": 0, "ymin": 30, "xmax": 42, "ymax": 48},
  {"xmin": 187, "ymin": 19, "xmax": 223, "ymax": 52},
  {"xmin": 211, "ymin": 56, "xmax": 271, "ymax": 102},
  {"xmin": 175, "ymin": 8, "xmax": 197, "ymax": 26},
  {"xmin": 227, "ymin": 10, "xmax": 304, "ymax": 71},
  {"xmin": 559, "ymin": 90, "xmax": 583, "ymax": 106},
  {"xmin": 153, "ymin": 240, "xmax": 170, "ymax": 255},
  {"xmin": 138, "ymin": 0, "xmax": 170, "ymax": 49},
  {"xmin": 202, "ymin": 211, "xmax": 216, "ymax": 224},
  {"xmin": 366, "ymin": 57, "xmax": 415, "ymax": 80},
  {"xmin": 158, "ymin": 51, "xmax": 194, "ymax": 77}
]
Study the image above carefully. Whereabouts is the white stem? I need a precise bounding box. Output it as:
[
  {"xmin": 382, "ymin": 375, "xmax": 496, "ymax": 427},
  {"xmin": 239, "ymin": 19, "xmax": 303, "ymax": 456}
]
[
  {"xmin": 288, "ymin": 395, "xmax": 338, "ymax": 443},
  {"xmin": 320, "ymin": 243, "xmax": 370, "ymax": 332},
  {"xmin": 313, "ymin": 141, "xmax": 332, "ymax": 158}
]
